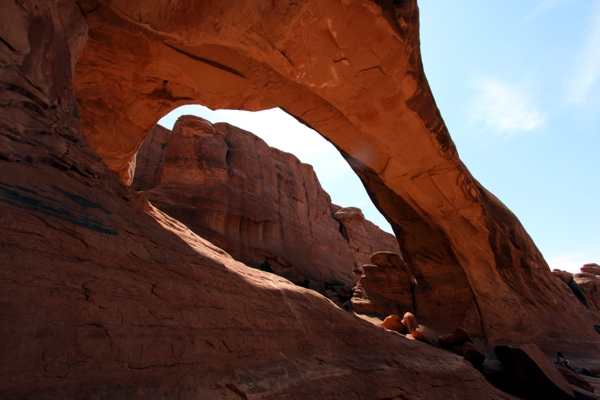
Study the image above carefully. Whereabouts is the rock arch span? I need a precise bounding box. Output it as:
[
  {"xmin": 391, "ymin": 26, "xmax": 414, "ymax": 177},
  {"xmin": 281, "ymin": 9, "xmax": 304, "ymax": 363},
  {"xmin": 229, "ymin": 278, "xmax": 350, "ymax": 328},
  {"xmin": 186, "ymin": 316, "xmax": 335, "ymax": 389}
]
[{"xmin": 73, "ymin": 0, "xmax": 597, "ymax": 342}]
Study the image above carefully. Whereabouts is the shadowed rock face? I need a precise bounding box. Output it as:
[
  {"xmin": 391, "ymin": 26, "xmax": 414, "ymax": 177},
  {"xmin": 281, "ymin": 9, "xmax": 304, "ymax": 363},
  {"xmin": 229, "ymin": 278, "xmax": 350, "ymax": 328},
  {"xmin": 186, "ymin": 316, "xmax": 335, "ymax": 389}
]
[{"xmin": 135, "ymin": 116, "xmax": 400, "ymax": 285}]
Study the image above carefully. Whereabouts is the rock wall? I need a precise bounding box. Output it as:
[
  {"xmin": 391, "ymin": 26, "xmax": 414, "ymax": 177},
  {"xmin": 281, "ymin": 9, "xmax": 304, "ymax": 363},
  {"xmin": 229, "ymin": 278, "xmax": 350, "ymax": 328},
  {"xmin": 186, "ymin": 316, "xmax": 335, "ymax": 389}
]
[
  {"xmin": 71, "ymin": 0, "xmax": 600, "ymax": 343},
  {"xmin": 131, "ymin": 124, "xmax": 171, "ymax": 191},
  {"xmin": 0, "ymin": 0, "xmax": 511, "ymax": 397},
  {"xmin": 135, "ymin": 116, "xmax": 400, "ymax": 286}
]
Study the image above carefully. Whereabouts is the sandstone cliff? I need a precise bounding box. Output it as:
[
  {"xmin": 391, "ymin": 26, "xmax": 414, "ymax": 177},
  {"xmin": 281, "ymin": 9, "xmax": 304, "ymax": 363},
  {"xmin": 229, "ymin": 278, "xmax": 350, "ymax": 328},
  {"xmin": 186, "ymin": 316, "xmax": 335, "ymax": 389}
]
[{"xmin": 135, "ymin": 116, "xmax": 400, "ymax": 286}]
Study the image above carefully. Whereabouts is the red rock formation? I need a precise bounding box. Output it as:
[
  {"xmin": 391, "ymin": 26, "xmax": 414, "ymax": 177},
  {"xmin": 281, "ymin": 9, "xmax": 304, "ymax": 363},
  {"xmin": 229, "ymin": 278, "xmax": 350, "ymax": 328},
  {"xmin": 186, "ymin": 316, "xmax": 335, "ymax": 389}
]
[
  {"xmin": 1, "ymin": 0, "xmax": 600, "ymax": 396},
  {"xmin": 137, "ymin": 116, "xmax": 399, "ymax": 285},
  {"xmin": 70, "ymin": 0, "xmax": 600, "ymax": 345},
  {"xmin": 331, "ymin": 205, "xmax": 401, "ymax": 267},
  {"xmin": 0, "ymin": 1, "xmax": 514, "ymax": 397},
  {"xmin": 575, "ymin": 273, "xmax": 600, "ymax": 312},
  {"xmin": 131, "ymin": 125, "xmax": 171, "ymax": 191},
  {"xmin": 495, "ymin": 344, "xmax": 575, "ymax": 399}
]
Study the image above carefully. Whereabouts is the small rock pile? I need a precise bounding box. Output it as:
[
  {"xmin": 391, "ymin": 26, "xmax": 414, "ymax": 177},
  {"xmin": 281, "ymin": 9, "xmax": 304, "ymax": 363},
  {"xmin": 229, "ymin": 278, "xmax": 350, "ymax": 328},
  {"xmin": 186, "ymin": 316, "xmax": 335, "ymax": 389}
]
[
  {"xmin": 378, "ymin": 312, "xmax": 599, "ymax": 399},
  {"xmin": 378, "ymin": 312, "xmax": 485, "ymax": 368}
]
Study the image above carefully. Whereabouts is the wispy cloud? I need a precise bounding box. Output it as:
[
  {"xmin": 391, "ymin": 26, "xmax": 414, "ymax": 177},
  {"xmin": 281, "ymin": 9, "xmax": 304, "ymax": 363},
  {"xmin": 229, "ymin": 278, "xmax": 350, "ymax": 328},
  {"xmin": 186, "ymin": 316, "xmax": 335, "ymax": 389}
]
[
  {"xmin": 523, "ymin": 0, "xmax": 574, "ymax": 23},
  {"xmin": 567, "ymin": 1, "xmax": 600, "ymax": 105},
  {"xmin": 467, "ymin": 77, "xmax": 545, "ymax": 134},
  {"xmin": 547, "ymin": 247, "xmax": 600, "ymax": 274}
]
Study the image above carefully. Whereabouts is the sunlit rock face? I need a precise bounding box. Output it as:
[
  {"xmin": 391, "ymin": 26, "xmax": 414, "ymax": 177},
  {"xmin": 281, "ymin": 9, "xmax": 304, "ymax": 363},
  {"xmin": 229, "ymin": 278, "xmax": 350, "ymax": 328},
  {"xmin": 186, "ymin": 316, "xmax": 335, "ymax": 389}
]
[{"xmin": 134, "ymin": 116, "xmax": 400, "ymax": 285}]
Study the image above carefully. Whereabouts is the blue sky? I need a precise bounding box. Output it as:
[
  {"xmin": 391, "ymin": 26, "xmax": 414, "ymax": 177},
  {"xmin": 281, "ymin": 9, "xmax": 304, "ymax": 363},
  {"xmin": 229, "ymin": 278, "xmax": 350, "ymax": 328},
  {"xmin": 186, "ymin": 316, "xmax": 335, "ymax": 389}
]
[{"xmin": 158, "ymin": 0, "xmax": 599, "ymax": 273}]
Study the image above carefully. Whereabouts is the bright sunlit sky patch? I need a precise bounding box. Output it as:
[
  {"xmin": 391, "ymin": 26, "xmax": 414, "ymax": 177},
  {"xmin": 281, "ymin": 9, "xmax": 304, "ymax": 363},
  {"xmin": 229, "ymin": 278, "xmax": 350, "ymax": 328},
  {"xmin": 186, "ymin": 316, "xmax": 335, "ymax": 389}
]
[{"xmin": 158, "ymin": 0, "xmax": 599, "ymax": 274}]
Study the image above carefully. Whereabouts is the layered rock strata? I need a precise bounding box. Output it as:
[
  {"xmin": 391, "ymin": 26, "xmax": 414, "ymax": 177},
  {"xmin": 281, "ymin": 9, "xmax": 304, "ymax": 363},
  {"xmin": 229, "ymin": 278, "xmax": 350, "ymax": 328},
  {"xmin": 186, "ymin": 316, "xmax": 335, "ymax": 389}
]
[
  {"xmin": 71, "ymin": 0, "xmax": 600, "ymax": 344},
  {"xmin": 0, "ymin": 0, "xmax": 513, "ymax": 397},
  {"xmin": 135, "ymin": 116, "xmax": 400, "ymax": 285}
]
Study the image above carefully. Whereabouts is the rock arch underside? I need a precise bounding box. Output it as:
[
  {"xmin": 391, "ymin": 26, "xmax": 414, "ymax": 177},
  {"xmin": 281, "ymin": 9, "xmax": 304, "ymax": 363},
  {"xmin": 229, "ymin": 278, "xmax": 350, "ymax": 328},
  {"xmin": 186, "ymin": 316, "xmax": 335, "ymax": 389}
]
[{"xmin": 1, "ymin": 0, "xmax": 599, "ymax": 398}]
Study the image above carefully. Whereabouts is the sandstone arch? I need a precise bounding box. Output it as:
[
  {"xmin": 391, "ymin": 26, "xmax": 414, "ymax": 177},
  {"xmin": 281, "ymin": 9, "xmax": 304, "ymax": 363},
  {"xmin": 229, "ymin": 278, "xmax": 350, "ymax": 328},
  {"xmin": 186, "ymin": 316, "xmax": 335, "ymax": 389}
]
[
  {"xmin": 2, "ymin": 0, "xmax": 600, "ymax": 396},
  {"xmin": 73, "ymin": 0, "xmax": 597, "ymax": 342}
]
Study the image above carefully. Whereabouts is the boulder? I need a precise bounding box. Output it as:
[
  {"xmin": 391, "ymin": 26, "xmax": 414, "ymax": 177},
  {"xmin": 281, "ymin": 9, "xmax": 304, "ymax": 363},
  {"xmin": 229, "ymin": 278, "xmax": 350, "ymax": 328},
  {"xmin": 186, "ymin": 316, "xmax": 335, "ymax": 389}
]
[
  {"xmin": 582, "ymin": 264, "xmax": 600, "ymax": 276},
  {"xmin": 557, "ymin": 367, "xmax": 595, "ymax": 393},
  {"xmin": 413, "ymin": 325, "xmax": 442, "ymax": 347},
  {"xmin": 574, "ymin": 273, "xmax": 600, "ymax": 311},
  {"xmin": 458, "ymin": 342, "xmax": 485, "ymax": 369},
  {"xmin": 439, "ymin": 328, "xmax": 473, "ymax": 348},
  {"xmin": 401, "ymin": 312, "xmax": 439, "ymax": 346},
  {"xmin": 379, "ymin": 315, "xmax": 407, "ymax": 334},
  {"xmin": 495, "ymin": 344, "xmax": 575, "ymax": 399},
  {"xmin": 402, "ymin": 312, "xmax": 419, "ymax": 333},
  {"xmin": 554, "ymin": 269, "xmax": 575, "ymax": 285}
]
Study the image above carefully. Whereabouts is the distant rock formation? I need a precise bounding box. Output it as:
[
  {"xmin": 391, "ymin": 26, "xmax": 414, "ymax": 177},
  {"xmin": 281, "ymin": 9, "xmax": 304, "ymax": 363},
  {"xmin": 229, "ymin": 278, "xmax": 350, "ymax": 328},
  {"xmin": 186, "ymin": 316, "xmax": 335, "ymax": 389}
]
[
  {"xmin": 134, "ymin": 116, "xmax": 400, "ymax": 285},
  {"xmin": 352, "ymin": 251, "xmax": 417, "ymax": 316},
  {"xmin": 552, "ymin": 263, "xmax": 600, "ymax": 312}
]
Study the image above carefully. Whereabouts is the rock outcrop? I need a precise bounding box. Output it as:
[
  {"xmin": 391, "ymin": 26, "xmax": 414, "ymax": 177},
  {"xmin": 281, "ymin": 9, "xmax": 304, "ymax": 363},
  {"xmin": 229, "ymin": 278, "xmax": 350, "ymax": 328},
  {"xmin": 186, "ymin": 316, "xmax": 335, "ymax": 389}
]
[
  {"xmin": 131, "ymin": 124, "xmax": 171, "ymax": 191},
  {"xmin": 135, "ymin": 116, "xmax": 400, "ymax": 285},
  {"xmin": 352, "ymin": 251, "xmax": 417, "ymax": 315},
  {"xmin": 552, "ymin": 266, "xmax": 600, "ymax": 312}
]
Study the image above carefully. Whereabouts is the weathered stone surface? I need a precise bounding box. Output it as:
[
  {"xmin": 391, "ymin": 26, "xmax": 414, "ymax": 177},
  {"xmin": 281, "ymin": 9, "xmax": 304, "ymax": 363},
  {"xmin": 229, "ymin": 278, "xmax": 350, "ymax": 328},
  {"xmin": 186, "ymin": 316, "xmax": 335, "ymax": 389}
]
[
  {"xmin": 379, "ymin": 315, "xmax": 407, "ymax": 333},
  {"xmin": 332, "ymin": 207, "xmax": 401, "ymax": 268},
  {"xmin": 138, "ymin": 115, "xmax": 399, "ymax": 285},
  {"xmin": 131, "ymin": 124, "xmax": 171, "ymax": 191},
  {"xmin": 439, "ymin": 328, "xmax": 473, "ymax": 348},
  {"xmin": 352, "ymin": 252, "xmax": 417, "ymax": 318},
  {"xmin": 458, "ymin": 342, "xmax": 486, "ymax": 369},
  {"xmin": 495, "ymin": 344, "xmax": 575, "ymax": 399},
  {"xmin": 554, "ymin": 269, "xmax": 575, "ymax": 285},
  {"xmin": 582, "ymin": 264, "xmax": 600, "ymax": 276},
  {"xmin": 558, "ymin": 367, "xmax": 595, "ymax": 394},
  {"xmin": 574, "ymin": 273, "xmax": 600, "ymax": 312}
]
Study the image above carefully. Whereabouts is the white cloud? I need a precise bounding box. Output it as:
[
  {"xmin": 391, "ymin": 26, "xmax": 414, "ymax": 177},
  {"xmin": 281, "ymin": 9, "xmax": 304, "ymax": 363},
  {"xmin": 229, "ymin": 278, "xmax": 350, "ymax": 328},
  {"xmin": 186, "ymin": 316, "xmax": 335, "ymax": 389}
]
[
  {"xmin": 523, "ymin": 0, "xmax": 575, "ymax": 23},
  {"xmin": 547, "ymin": 246, "xmax": 600, "ymax": 274},
  {"xmin": 567, "ymin": 1, "xmax": 600, "ymax": 105},
  {"xmin": 467, "ymin": 77, "xmax": 545, "ymax": 134}
]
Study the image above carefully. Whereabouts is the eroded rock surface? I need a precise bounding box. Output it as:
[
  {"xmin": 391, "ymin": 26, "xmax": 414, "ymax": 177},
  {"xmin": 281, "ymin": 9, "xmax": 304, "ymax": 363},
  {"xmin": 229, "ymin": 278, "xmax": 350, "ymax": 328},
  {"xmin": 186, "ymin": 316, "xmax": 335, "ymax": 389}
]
[
  {"xmin": 131, "ymin": 124, "xmax": 171, "ymax": 191},
  {"xmin": 136, "ymin": 116, "xmax": 399, "ymax": 285}
]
